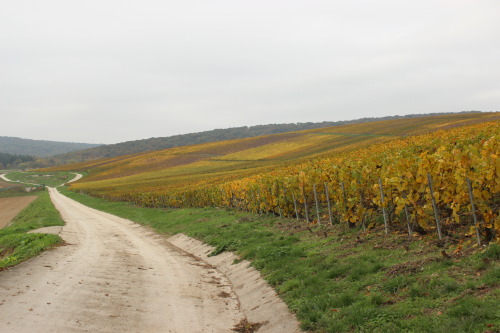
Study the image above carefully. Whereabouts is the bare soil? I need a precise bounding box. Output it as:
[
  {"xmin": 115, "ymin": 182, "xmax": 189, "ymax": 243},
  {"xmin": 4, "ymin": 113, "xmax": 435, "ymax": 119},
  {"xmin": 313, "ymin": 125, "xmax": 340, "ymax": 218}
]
[
  {"xmin": 0, "ymin": 196, "xmax": 37, "ymax": 229},
  {"xmin": 0, "ymin": 179, "xmax": 12, "ymax": 188},
  {"xmin": 0, "ymin": 188, "xmax": 300, "ymax": 332}
]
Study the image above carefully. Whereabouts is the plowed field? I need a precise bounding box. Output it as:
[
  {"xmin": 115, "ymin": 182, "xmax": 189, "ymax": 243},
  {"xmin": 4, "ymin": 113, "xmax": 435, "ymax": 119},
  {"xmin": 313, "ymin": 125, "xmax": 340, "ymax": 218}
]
[{"xmin": 0, "ymin": 196, "xmax": 37, "ymax": 229}]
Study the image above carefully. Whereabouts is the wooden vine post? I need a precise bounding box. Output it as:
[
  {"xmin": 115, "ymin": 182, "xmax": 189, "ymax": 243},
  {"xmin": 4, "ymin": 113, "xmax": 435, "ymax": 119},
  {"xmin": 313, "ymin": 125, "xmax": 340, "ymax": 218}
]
[
  {"xmin": 466, "ymin": 178, "xmax": 482, "ymax": 246},
  {"xmin": 357, "ymin": 180, "xmax": 366, "ymax": 231},
  {"xmin": 291, "ymin": 190, "xmax": 300, "ymax": 221},
  {"xmin": 340, "ymin": 181, "xmax": 348, "ymax": 215},
  {"xmin": 402, "ymin": 191, "xmax": 413, "ymax": 237},
  {"xmin": 250, "ymin": 189, "xmax": 256, "ymax": 213},
  {"xmin": 301, "ymin": 183, "xmax": 309, "ymax": 222},
  {"xmin": 427, "ymin": 173, "xmax": 443, "ymax": 240},
  {"xmin": 340, "ymin": 181, "xmax": 348, "ymax": 228},
  {"xmin": 324, "ymin": 182, "xmax": 333, "ymax": 225},
  {"xmin": 378, "ymin": 178, "xmax": 389, "ymax": 234},
  {"xmin": 255, "ymin": 190, "xmax": 263, "ymax": 215},
  {"xmin": 404, "ymin": 203, "xmax": 413, "ymax": 237},
  {"xmin": 275, "ymin": 182, "xmax": 283, "ymax": 218},
  {"xmin": 313, "ymin": 184, "xmax": 321, "ymax": 225}
]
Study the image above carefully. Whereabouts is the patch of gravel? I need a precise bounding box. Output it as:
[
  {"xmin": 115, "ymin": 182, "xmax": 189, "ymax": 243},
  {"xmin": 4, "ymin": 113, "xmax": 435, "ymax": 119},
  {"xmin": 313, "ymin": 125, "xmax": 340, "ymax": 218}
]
[{"xmin": 27, "ymin": 226, "xmax": 63, "ymax": 235}]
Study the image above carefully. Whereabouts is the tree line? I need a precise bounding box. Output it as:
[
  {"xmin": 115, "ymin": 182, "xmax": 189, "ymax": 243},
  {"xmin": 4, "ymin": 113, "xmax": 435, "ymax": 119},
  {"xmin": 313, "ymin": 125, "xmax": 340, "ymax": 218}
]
[{"xmin": 0, "ymin": 152, "xmax": 34, "ymax": 169}]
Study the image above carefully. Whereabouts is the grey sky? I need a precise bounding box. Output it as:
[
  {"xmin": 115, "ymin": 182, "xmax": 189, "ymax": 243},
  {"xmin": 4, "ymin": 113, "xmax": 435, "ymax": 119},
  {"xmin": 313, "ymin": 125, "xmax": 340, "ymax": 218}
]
[{"xmin": 1, "ymin": 0, "xmax": 499, "ymax": 144}]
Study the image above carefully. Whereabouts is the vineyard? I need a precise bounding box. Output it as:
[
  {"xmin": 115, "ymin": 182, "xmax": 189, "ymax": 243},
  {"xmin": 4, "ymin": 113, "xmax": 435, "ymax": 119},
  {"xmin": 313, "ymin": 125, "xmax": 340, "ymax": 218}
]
[
  {"xmin": 46, "ymin": 114, "xmax": 499, "ymax": 242},
  {"xmin": 205, "ymin": 121, "xmax": 499, "ymax": 243}
]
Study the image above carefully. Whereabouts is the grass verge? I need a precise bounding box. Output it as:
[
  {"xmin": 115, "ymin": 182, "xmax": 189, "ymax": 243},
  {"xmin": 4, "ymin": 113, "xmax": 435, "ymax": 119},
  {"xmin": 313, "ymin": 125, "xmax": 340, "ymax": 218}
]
[
  {"xmin": 60, "ymin": 187, "xmax": 499, "ymax": 333},
  {"xmin": 0, "ymin": 190, "xmax": 65, "ymax": 269}
]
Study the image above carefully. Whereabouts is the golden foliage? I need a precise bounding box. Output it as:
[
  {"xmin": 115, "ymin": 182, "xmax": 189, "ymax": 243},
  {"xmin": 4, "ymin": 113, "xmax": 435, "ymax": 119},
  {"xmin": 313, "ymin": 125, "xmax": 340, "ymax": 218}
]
[{"xmin": 49, "ymin": 114, "xmax": 499, "ymax": 240}]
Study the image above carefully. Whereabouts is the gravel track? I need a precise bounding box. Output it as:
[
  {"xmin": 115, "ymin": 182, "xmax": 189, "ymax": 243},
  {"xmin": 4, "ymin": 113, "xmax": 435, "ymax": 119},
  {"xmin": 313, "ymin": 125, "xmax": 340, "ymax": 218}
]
[{"xmin": 0, "ymin": 188, "xmax": 244, "ymax": 332}]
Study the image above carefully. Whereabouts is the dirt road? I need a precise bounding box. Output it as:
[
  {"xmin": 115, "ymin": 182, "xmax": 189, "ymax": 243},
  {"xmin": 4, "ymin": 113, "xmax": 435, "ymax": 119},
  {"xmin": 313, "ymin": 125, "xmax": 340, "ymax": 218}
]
[
  {"xmin": 0, "ymin": 188, "xmax": 244, "ymax": 332},
  {"xmin": 66, "ymin": 172, "xmax": 83, "ymax": 184}
]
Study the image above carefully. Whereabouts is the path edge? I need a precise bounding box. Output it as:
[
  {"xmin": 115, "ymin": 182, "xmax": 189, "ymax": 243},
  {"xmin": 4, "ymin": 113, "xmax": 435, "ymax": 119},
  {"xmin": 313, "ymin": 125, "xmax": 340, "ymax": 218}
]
[{"xmin": 167, "ymin": 233, "xmax": 302, "ymax": 333}]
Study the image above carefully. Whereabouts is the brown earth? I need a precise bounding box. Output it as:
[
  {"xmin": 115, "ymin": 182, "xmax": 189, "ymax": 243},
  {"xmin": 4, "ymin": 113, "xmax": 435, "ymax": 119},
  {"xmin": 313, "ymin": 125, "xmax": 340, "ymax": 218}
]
[
  {"xmin": 0, "ymin": 179, "xmax": 12, "ymax": 188},
  {"xmin": 0, "ymin": 188, "xmax": 300, "ymax": 332},
  {"xmin": 0, "ymin": 196, "xmax": 37, "ymax": 229}
]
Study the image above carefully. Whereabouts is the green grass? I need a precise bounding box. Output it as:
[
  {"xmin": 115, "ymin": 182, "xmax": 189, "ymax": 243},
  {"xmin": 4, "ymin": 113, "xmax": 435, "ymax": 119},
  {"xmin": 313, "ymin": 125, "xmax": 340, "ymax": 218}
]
[
  {"xmin": 0, "ymin": 190, "xmax": 65, "ymax": 269},
  {"xmin": 59, "ymin": 186, "xmax": 500, "ymax": 332},
  {"xmin": 5, "ymin": 171, "xmax": 77, "ymax": 187}
]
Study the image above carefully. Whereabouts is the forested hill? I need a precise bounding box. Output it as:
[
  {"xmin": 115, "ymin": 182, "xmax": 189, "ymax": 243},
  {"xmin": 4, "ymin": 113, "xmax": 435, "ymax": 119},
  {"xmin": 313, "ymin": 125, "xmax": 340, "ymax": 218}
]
[
  {"xmin": 0, "ymin": 136, "xmax": 100, "ymax": 158},
  {"xmin": 0, "ymin": 152, "xmax": 35, "ymax": 169},
  {"xmin": 35, "ymin": 111, "xmax": 487, "ymax": 168}
]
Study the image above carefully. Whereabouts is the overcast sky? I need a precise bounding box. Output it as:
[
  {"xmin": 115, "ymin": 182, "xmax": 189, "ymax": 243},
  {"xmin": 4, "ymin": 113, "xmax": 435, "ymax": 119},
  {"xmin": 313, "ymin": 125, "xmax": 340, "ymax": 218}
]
[{"xmin": 1, "ymin": 0, "xmax": 499, "ymax": 144}]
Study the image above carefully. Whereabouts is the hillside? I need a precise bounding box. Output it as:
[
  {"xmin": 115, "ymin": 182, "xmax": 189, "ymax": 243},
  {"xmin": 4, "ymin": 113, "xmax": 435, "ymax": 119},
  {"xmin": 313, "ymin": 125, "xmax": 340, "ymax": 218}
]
[
  {"xmin": 0, "ymin": 136, "xmax": 100, "ymax": 158},
  {"xmin": 36, "ymin": 112, "xmax": 480, "ymax": 168},
  {"xmin": 47, "ymin": 112, "xmax": 498, "ymax": 205}
]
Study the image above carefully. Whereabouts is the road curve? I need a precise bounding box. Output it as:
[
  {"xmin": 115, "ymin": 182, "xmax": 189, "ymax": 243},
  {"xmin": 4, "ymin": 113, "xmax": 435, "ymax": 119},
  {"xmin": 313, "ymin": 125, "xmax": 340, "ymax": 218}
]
[
  {"xmin": 66, "ymin": 173, "xmax": 83, "ymax": 184},
  {"xmin": 0, "ymin": 188, "xmax": 244, "ymax": 332},
  {"xmin": 0, "ymin": 174, "xmax": 13, "ymax": 182}
]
